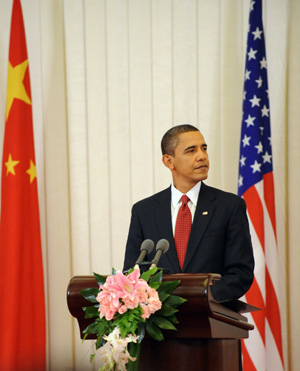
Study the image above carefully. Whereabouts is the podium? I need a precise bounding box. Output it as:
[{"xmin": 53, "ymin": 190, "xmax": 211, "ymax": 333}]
[{"xmin": 67, "ymin": 273, "xmax": 256, "ymax": 371}]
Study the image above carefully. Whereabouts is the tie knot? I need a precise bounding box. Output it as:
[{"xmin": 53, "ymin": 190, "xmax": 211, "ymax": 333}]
[{"xmin": 181, "ymin": 195, "xmax": 189, "ymax": 206}]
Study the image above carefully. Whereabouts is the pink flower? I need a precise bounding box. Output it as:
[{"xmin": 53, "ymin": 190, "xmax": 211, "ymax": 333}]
[
  {"xmin": 149, "ymin": 297, "xmax": 162, "ymax": 313},
  {"xmin": 139, "ymin": 286, "xmax": 162, "ymax": 319},
  {"xmin": 136, "ymin": 286, "xmax": 148, "ymax": 302},
  {"xmin": 141, "ymin": 305, "xmax": 151, "ymax": 320},
  {"xmin": 114, "ymin": 267, "xmax": 148, "ymax": 299},
  {"xmin": 122, "ymin": 295, "xmax": 140, "ymax": 310},
  {"xmin": 96, "ymin": 267, "xmax": 162, "ymax": 321},
  {"xmin": 118, "ymin": 305, "xmax": 128, "ymax": 315},
  {"xmin": 97, "ymin": 288, "xmax": 122, "ymax": 320}
]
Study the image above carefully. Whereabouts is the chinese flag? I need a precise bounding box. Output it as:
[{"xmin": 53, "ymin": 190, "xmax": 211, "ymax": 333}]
[{"xmin": 0, "ymin": 0, "xmax": 46, "ymax": 370}]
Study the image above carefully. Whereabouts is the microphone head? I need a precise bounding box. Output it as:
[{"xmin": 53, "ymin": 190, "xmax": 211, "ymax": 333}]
[
  {"xmin": 140, "ymin": 239, "xmax": 155, "ymax": 254},
  {"xmin": 156, "ymin": 239, "xmax": 169, "ymax": 254}
]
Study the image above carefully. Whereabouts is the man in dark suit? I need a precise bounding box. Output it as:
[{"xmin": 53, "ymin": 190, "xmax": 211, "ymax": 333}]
[{"xmin": 123, "ymin": 124, "xmax": 254, "ymax": 302}]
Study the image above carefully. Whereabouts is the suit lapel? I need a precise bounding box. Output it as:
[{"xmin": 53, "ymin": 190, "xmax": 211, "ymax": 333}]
[
  {"xmin": 182, "ymin": 183, "xmax": 216, "ymax": 271},
  {"xmin": 154, "ymin": 187, "xmax": 181, "ymax": 272}
]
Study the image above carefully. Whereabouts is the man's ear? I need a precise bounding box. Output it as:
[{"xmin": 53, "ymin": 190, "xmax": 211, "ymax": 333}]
[{"xmin": 162, "ymin": 154, "xmax": 174, "ymax": 170}]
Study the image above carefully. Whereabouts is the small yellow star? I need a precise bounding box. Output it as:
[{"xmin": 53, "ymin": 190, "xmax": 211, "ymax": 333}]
[
  {"xmin": 6, "ymin": 59, "xmax": 32, "ymax": 120},
  {"xmin": 26, "ymin": 160, "xmax": 37, "ymax": 183},
  {"xmin": 5, "ymin": 153, "xmax": 20, "ymax": 176}
]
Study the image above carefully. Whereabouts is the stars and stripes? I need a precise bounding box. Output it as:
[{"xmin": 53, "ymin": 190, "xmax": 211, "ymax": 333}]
[{"xmin": 238, "ymin": 0, "xmax": 284, "ymax": 370}]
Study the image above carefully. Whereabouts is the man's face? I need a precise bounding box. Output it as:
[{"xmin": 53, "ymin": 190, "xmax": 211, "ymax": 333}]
[{"xmin": 166, "ymin": 131, "xmax": 209, "ymax": 193}]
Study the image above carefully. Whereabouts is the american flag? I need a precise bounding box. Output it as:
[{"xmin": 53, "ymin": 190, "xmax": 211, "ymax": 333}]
[{"xmin": 238, "ymin": 0, "xmax": 284, "ymax": 370}]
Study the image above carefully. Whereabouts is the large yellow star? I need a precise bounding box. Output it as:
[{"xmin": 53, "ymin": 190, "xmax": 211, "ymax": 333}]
[
  {"xmin": 26, "ymin": 160, "xmax": 37, "ymax": 183},
  {"xmin": 6, "ymin": 59, "xmax": 32, "ymax": 120},
  {"xmin": 5, "ymin": 153, "xmax": 20, "ymax": 176}
]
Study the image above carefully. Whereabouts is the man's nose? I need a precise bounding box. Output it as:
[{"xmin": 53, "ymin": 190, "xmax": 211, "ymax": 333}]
[{"xmin": 196, "ymin": 149, "xmax": 207, "ymax": 161}]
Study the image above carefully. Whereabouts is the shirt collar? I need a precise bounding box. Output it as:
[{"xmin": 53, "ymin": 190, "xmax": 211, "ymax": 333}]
[{"xmin": 171, "ymin": 181, "xmax": 201, "ymax": 208}]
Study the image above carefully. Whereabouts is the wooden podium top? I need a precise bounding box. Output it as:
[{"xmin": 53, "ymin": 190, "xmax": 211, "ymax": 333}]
[{"xmin": 67, "ymin": 273, "xmax": 256, "ymax": 340}]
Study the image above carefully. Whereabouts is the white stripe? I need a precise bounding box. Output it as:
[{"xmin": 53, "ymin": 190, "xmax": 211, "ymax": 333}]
[
  {"xmin": 243, "ymin": 312, "xmax": 266, "ymax": 371},
  {"xmin": 266, "ymin": 320, "xmax": 284, "ymax": 371},
  {"xmin": 255, "ymin": 182, "xmax": 280, "ymax": 298}
]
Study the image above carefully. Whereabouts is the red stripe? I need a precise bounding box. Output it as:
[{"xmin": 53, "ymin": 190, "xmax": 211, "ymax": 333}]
[
  {"xmin": 244, "ymin": 177, "xmax": 284, "ymax": 369},
  {"xmin": 265, "ymin": 268, "xmax": 284, "ymax": 365},
  {"xmin": 243, "ymin": 185, "xmax": 265, "ymax": 253},
  {"xmin": 263, "ymin": 172, "xmax": 277, "ymax": 241},
  {"xmin": 242, "ymin": 340, "xmax": 257, "ymax": 371},
  {"xmin": 245, "ymin": 278, "xmax": 266, "ymax": 344}
]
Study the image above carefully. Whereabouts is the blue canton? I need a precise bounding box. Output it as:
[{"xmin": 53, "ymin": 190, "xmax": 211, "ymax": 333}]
[{"xmin": 238, "ymin": 0, "xmax": 273, "ymax": 196}]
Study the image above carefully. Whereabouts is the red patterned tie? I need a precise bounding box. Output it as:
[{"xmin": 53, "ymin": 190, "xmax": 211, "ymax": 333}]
[{"xmin": 174, "ymin": 195, "xmax": 192, "ymax": 270}]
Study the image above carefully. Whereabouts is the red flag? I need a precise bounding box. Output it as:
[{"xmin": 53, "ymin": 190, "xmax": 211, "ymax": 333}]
[{"xmin": 0, "ymin": 0, "xmax": 46, "ymax": 369}]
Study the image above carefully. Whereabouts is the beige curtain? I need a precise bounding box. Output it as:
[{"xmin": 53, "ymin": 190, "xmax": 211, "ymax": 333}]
[{"xmin": 0, "ymin": 0, "xmax": 298, "ymax": 369}]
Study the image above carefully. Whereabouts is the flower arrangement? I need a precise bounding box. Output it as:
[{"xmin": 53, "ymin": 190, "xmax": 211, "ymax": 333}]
[{"xmin": 80, "ymin": 265, "xmax": 186, "ymax": 371}]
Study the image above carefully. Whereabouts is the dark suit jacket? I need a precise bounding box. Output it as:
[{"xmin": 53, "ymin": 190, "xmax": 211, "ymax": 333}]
[{"xmin": 123, "ymin": 182, "xmax": 254, "ymax": 302}]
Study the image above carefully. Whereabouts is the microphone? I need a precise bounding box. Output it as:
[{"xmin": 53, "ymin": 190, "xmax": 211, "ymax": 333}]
[
  {"xmin": 150, "ymin": 239, "xmax": 169, "ymax": 269},
  {"xmin": 135, "ymin": 239, "xmax": 155, "ymax": 266}
]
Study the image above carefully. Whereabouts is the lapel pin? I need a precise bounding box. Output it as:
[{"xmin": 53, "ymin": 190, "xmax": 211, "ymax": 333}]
[{"xmin": 202, "ymin": 211, "xmax": 208, "ymax": 215}]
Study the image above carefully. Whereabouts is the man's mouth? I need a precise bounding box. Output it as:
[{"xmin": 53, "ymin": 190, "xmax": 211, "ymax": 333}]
[{"xmin": 194, "ymin": 164, "xmax": 208, "ymax": 170}]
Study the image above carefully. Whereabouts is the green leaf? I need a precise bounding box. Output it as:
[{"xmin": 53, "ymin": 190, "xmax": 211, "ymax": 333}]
[
  {"xmin": 95, "ymin": 337, "xmax": 106, "ymax": 350},
  {"xmin": 148, "ymin": 281, "xmax": 161, "ymax": 290},
  {"xmin": 114, "ymin": 307, "xmax": 144, "ymax": 338},
  {"xmin": 96, "ymin": 318, "xmax": 114, "ymax": 335},
  {"xmin": 157, "ymin": 280, "xmax": 180, "ymax": 295},
  {"xmin": 165, "ymin": 314, "xmax": 179, "ymax": 325},
  {"xmin": 158, "ymin": 292, "xmax": 170, "ymax": 303},
  {"xmin": 80, "ymin": 288, "xmax": 99, "ymax": 303},
  {"xmin": 157, "ymin": 305, "xmax": 178, "ymax": 317},
  {"xmin": 126, "ymin": 267, "xmax": 135, "ymax": 275},
  {"xmin": 82, "ymin": 305, "xmax": 99, "ymax": 319},
  {"xmin": 90, "ymin": 353, "xmax": 96, "ymax": 363},
  {"xmin": 82, "ymin": 321, "xmax": 100, "ymax": 335},
  {"xmin": 141, "ymin": 266, "xmax": 157, "ymax": 281},
  {"xmin": 82, "ymin": 316, "xmax": 114, "ymax": 351},
  {"xmin": 146, "ymin": 322, "xmax": 164, "ymax": 341},
  {"xmin": 137, "ymin": 322, "xmax": 146, "ymax": 343},
  {"xmin": 148, "ymin": 269, "xmax": 163, "ymax": 283},
  {"xmin": 93, "ymin": 272, "xmax": 106, "ymax": 286},
  {"xmin": 111, "ymin": 267, "xmax": 117, "ymax": 275},
  {"xmin": 152, "ymin": 316, "xmax": 177, "ymax": 331},
  {"xmin": 163, "ymin": 294, "xmax": 187, "ymax": 308}
]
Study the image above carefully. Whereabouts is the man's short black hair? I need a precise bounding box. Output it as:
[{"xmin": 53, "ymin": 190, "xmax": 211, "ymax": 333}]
[{"xmin": 161, "ymin": 124, "xmax": 199, "ymax": 156}]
